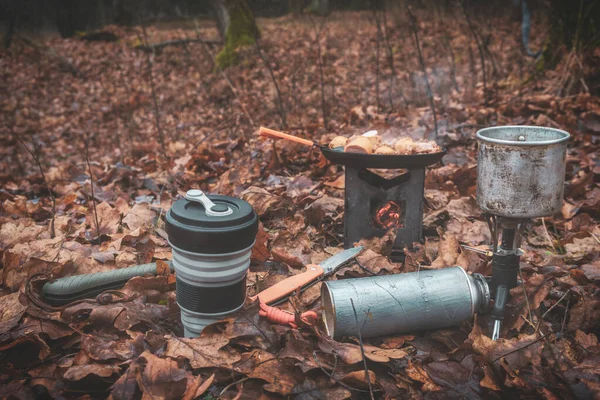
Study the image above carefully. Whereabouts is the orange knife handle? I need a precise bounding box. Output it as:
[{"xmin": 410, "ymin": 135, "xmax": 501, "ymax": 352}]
[
  {"xmin": 258, "ymin": 127, "xmax": 315, "ymax": 147},
  {"xmin": 251, "ymin": 264, "xmax": 324, "ymax": 304}
]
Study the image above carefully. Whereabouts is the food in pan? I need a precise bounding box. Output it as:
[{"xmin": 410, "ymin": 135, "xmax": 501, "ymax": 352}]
[
  {"xmin": 329, "ymin": 131, "xmax": 441, "ymax": 155},
  {"xmin": 374, "ymin": 145, "xmax": 396, "ymax": 155},
  {"xmin": 329, "ymin": 136, "xmax": 349, "ymax": 149},
  {"xmin": 344, "ymin": 136, "xmax": 373, "ymax": 154}
]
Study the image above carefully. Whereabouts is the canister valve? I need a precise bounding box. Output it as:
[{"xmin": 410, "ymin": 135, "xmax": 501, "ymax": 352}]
[{"xmin": 185, "ymin": 189, "xmax": 233, "ymax": 217}]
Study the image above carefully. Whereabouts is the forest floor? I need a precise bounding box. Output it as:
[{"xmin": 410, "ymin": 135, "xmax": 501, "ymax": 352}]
[{"xmin": 0, "ymin": 6, "xmax": 599, "ymax": 399}]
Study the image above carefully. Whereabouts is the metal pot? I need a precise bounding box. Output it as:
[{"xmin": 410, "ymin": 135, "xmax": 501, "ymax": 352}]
[{"xmin": 476, "ymin": 126, "xmax": 570, "ymax": 219}]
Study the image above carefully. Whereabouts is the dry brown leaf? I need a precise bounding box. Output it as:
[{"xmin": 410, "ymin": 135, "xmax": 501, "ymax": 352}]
[
  {"xmin": 305, "ymin": 195, "xmax": 344, "ymax": 226},
  {"xmin": 111, "ymin": 366, "xmax": 140, "ymax": 400},
  {"xmin": 163, "ymin": 334, "xmax": 240, "ymax": 369},
  {"xmin": 430, "ymin": 228, "xmax": 459, "ymax": 269},
  {"xmin": 565, "ymin": 236, "xmax": 600, "ymax": 263},
  {"xmin": 182, "ymin": 373, "xmax": 214, "ymax": 400},
  {"xmin": 136, "ymin": 351, "xmax": 188, "ymax": 400},
  {"xmin": 86, "ymin": 201, "xmax": 121, "ymax": 235},
  {"xmin": 318, "ymin": 337, "xmax": 407, "ymax": 364},
  {"xmin": 574, "ymin": 330, "xmax": 598, "ymax": 349},
  {"xmin": 0, "ymin": 292, "xmax": 27, "ymax": 334},
  {"xmin": 271, "ymin": 232, "xmax": 312, "ymax": 268},
  {"xmin": 251, "ymin": 222, "xmax": 270, "ymax": 264},
  {"xmin": 340, "ymin": 370, "xmax": 377, "ymax": 389},
  {"xmin": 234, "ymin": 350, "xmax": 298, "ymax": 395},
  {"xmin": 581, "ymin": 261, "xmax": 600, "ymax": 282},
  {"xmin": 240, "ymin": 186, "xmax": 286, "ymax": 216},
  {"xmin": 0, "ymin": 219, "xmax": 46, "ymax": 251},
  {"xmin": 63, "ymin": 363, "xmax": 120, "ymax": 381},
  {"xmin": 405, "ymin": 360, "xmax": 442, "ymax": 392},
  {"xmin": 355, "ymin": 248, "xmax": 398, "ymax": 274},
  {"xmin": 470, "ymin": 330, "xmax": 542, "ymax": 371},
  {"xmin": 122, "ymin": 203, "xmax": 156, "ymax": 231}
]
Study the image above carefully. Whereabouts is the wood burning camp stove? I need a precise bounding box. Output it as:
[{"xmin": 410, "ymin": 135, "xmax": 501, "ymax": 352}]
[{"xmin": 323, "ymin": 149, "xmax": 446, "ymax": 262}]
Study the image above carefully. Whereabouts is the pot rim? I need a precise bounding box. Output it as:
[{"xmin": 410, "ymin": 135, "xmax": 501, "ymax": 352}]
[{"xmin": 476, "ymin": 125, "xmax": 570, "ymax": 146}]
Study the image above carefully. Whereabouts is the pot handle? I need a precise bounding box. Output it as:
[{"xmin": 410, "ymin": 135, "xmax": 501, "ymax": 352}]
[{"xmin": 258, "ymin": 126, "xmax": 315, "ymax": 147}]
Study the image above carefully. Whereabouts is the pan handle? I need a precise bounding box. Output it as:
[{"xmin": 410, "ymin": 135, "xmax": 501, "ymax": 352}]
[{"xmin": 258, "ymin": 127, "xmax": 315, "ymax": 147}]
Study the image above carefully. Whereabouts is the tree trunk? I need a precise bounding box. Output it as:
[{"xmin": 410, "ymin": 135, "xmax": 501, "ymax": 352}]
[
  {"xmin": 4, "ymin": 14, "xmax": 16, "ymax": 49},
  {"xmin": 307, "ymin": 0, "xmax": 329, "ymax": 16},
  {"xmin": 212, "ymin": 0, "xmax": 260, "ymax": 69}
]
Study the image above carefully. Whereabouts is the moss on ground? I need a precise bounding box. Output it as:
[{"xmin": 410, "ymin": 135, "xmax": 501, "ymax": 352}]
[{"xmin": 215, "ymin": 0, "xmax": 259, "ymax": 70}]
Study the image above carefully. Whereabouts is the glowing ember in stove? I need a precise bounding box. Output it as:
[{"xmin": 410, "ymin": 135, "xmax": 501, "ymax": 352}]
[{"xmin": 374, "ymin": 201, "xmax": 403, "ymax": 229}]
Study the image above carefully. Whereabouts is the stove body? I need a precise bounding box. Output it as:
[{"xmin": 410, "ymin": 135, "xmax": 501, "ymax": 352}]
[{"xmin": 344, "ymin": 166, "xmax": 425, "ymax": 261}]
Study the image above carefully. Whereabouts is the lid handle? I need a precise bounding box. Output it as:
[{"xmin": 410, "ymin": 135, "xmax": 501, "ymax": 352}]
[{"xmin": 185, "ymin": 189, "xmax": 233, "ymax": 217}]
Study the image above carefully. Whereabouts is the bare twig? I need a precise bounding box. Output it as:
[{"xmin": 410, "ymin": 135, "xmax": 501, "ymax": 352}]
[
  {"xmin": 381, "ymin": 9, "xmax": 404, "ymax": 110},
  {"xmin": 373, "ymin": 7, "xmax": 382, "ymax": 112},
  {"xmin": 312, "ymin": 351, "xmax": 373, "ymax": 393},
  {"xmin": 135, "ymin": 38, "xmax": 221, "ymax": 52},
  {"xmin": 405, "ymin": 6, "xmax": 438, "ymax": 137},
  {"xmin": 460, "ymin": 1, "xmax": 488, "ymax": 105},
  {"xmin": 443, "ymin": 34, "xmax": 460, "ymax": 92},
  {"xmin": 308, "ymin": 14, "xmax": 328, "ymax": 130},
  {"xmin": 351, "ymin": 298, "xmax": 375, "ymax": 400},
  {"xmin": 519, "ymin": 267, "xmax": 535, "ymax": 329},
  {"xmin": 254, "ymin": 39, "xmax": 287, "ymax": 128},
  {"xmin": 535, "ymin": 289, "xmax": 570, "ymax": 334},
  {"xmin": 492, "ymin": 335, "xmax": 545, "ymax": 363},
  {"xmin": 541, "ymin": 217, "xmax": 558, "ymax": 253},
  {"xmin": 85, "ymin": 135, "xmax": 101, "ymax": 239},
  {"xmin": 219, "ymin": 377, "xmax": 249, "ymax": 397},
  {"xmin": 140, "ymin": 24, "xmax": 169, "ymax": 151},
  {"xmin": 14, "ymin": 131, "xmax": 56, "ymax": 239}
]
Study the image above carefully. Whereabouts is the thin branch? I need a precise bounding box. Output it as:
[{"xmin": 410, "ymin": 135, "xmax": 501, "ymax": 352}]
[
  {"xmin": 381, "ymin": 9, "xmax": 404, "ymax": 110},
  {"xmin": 13, "ymin": 130, "xmax": 56, "ymax": 239},
  {"xmin": 492, "ymin": 335, "xmax": 545, "ymax": 363},
  {"xmin": 85, "ymin": 134, "xmax": 101, "ymax": 239},
  {"xmin": 460, "ymin": 0, "xmax": 488, "ymax": 105},
  {"xmin": 405, "ymin": 5, "xmax": 438, "ymax": 137},
  {"xmin": 135, "ymin": 38, "xmax": 221, "ymax": 52},
  {"xmin": 308, "ymin": 14, "xmax": 328, "ymax": 130},
  {"xmin": 254, "ymin": 39, "xmax": 287, "ymax": 128},
  {"xmin": 519, "ymin": 266, "xmax": 535, "ymax": 330},
  {"xmin": 351, "ymin": 298, "xmax": 375, "ymax": 400},
  {"xmin": 312, "ymin": 351, "xmax": 373, "ymax": 393},
  {"xmin": 373, "ymin": 6, "xmax": 382, "ymax": 112},
  {"xmin": 140, "ymin": 24, "xmax": 168, "ymax": 151}
]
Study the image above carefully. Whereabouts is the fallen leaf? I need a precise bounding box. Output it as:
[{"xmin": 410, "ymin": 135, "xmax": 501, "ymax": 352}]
[
  {"xmin": 122, "ymin": 203, "xmax": 156, "ymax": 231},
  {"xmin": 430, "ymin": 228, "xmax": 459, "ymax": 269},
  {"xmin": 340, "ymin": 370, "xmax": 377, "ymax": 390},
  {"xmin": 163, "ymin": 334, "xmax": 240, "ymax": 369},
  {"xmin": 405, "ymin": 359, "xmax": 442, "ymax": 392},
  {"xmin": 240, "ymin": 186, "xmax": 286, "ymax": 216},
  {"xmin": 63, "ymin": 363, "xmax": 120, "ymax": 381},
  {"xmin": 86, "ymin": 201, "xmax": 121, "ymax": 235},
  {"xmin": 136, "ymin": 351, "xmax": 188, "ymax": 400},
  {"xmin": 0, "ymin": 292, "xmax": 27, "ymax": 334},
  {"xmin": 574, "ymin": 330, "xmax": 598, "ymax": 349},
  {"xmin": 251, "ymin": 222, "xmax": 270, "ymax": 264}
]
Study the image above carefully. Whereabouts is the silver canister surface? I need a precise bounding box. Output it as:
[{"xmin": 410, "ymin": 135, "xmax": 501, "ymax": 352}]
[{"xmin": 322, "ymin": 266, "xmax": 489, "ymax": 339}]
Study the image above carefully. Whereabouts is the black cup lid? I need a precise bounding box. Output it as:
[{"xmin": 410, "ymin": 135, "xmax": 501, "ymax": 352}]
[{"xmin": 165, "ymin": 190, "xmax": 258, "ymax": 254}]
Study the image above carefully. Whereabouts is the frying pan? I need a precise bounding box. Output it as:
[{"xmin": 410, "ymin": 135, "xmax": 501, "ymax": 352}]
[{"xmin": 258, "ymin": 127, "xmax": 446, "ymax": 169}]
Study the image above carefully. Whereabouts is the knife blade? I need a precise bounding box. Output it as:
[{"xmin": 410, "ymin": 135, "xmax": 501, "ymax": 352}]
[{"xmin": 250, "ymin": 246, "xmax": 363, "ymax": 305}]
